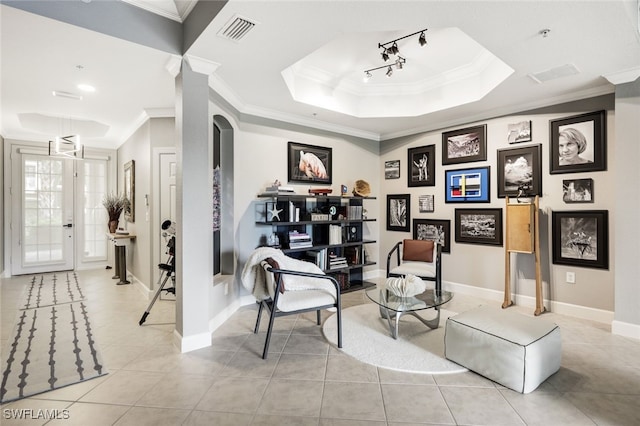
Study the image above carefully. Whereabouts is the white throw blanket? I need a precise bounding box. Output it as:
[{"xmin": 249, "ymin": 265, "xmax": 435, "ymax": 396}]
[{"xmin": 241, "ymin": 246, "xmax": 328, "ymax": 300}]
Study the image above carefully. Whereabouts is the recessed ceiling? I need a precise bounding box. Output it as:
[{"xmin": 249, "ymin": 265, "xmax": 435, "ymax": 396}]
[{"xmin": 282, "ymin": 27, "xmax": 514, "ymax": 118}]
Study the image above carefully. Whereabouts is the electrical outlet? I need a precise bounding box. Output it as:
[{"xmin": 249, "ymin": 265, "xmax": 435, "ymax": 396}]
[{"xmin": 566, "ymin": 271, "xmax": 576, "ymax": 284}]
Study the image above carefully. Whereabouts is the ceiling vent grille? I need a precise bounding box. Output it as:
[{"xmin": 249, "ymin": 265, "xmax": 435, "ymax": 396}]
[
  {"xmin": 528, "ymin": 64, "xmax": 580, "ymax": 84},
  {"xmin": 217, "ymin": 15, "xmax": 256, "ymax": 42}
]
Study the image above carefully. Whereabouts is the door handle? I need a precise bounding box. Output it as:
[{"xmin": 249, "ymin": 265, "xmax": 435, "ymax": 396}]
[{"xmin": 63, "ymin": 224, "xmax": 73, "ymax": 228}]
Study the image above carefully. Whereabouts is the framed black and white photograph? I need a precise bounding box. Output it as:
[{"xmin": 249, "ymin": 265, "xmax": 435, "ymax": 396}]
[
  {"xmin": 385, "ymin": 160, "xmax": 400, "ymax": 179},
  {"xmin": 442, "ymin": 124, "xmax": 487, "ymax": 165},
  {"xmin": 387, "ymin": 194, "xmax": 410, "ymax": 232},
  {"xmin": 445, "ymin": 166, "xmax": 491, "ymax": 203},
  {"xmin": 507, "ymin": 120, "xmax": 532, "ymax": 144},
  {"xmin": 287, "ymin": 141, "xmax": 332, "ymax": 184},
  {"xmin": 413, "ymin": 219, "xmax": 451, "ymax": 253},
  {"xmin": 549, "ymin": 110, "xmax": 606, "ymax": 174},
  {"xmin": 418, "ymin": 195, "xmax": 434, "ymax": 213},
  {"xmin": 497, "ymin": 144, "xmax": 542, "ymax": 198},
  {"xmin": 552, "ymin": 210, "xmax": 609, "ymax": 269},
  {"xmin": 455, "ymin": 208, "xmax": 503, "ymax": 246},
  {"xmin": 563, "ymin": 178, "xmax": 594, "ymax": 203},
  {"xmin": 408, "ymin": 145, "xmax": 435, "ymax": 187}
]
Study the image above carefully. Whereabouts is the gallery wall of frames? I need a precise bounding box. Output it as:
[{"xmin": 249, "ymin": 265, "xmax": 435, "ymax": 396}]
[{"xmin": 380, "ymin": 103, "xmax": 614, "ymax": 310}]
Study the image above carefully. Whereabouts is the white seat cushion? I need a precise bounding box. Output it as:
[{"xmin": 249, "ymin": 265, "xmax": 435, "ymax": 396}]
[
  {"xmin": 390, "ymin": 261, "xmax": 436, "ymax": 278},
  {"xmin": 276, "ymin": 282, "xmax": 337, "ymax": 312}
]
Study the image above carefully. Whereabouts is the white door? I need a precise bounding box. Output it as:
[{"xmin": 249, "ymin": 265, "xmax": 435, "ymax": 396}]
[
  {"xmin": 153, "ymin": 149, "xmax": 177, "ymax": 288},
  {"xmin": 11, "ymin": 152, "xmax": 75, "ymax": 274}
]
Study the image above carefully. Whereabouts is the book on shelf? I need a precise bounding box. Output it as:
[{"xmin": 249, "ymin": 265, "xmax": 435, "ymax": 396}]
[
  {"xmin": 306, "ymin": 249, "xmax": 327, "ymax": 270},
  {"xmin": 328, "ymin": 225, "xmax": 342, "ymax": 245},
  {"xmin": 288, "ymin": 230, "xmax": 312, "ymax": 249},
  {"xmin": 348, "ymin": 205, "xmax": 363, "ymax": 220}
]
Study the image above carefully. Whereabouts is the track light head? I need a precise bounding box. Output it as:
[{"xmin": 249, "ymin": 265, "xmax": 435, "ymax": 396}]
[
  {"xmin": 381, "ymin": 50, "xmax": 389, "ymax": 61},
  {"xmin": 395, "ymin": 58, "xmax": 404, "ymax": 70},
  {"xmin": 386, "ymin": 66, "xmax": 393, "ymax": 77},
  {"xmin": 419, "ymin": 31, "xmax": 427, "ymax": 46},
  {"xmin": 390, "ymin": 42, "xmax": 399, "ymax": 55},
  {"xmin": 363, "ymin": 71, "xmax": 372, "ymax": 82}
]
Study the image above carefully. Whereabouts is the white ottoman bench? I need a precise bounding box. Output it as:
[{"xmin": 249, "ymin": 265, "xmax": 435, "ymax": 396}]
[{"xmin": 444, "ymin": 305, "xmax": 561, "ymax": 393}]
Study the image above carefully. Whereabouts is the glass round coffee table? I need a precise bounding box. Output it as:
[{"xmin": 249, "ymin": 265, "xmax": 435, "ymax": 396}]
[{"xmin": 366, "ymin": 286, "xmax": 453, "ymax": 339}]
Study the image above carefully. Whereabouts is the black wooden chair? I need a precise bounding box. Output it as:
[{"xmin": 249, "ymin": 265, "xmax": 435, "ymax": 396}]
[{"xmin": 386, "ymin": 239, "xmax": 442, "ymax": 295}]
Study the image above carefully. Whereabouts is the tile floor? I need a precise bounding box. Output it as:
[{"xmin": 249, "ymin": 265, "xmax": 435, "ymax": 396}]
[{"xmin": 1, "ymin": 268, "xmax": 640, "ymax": 425}]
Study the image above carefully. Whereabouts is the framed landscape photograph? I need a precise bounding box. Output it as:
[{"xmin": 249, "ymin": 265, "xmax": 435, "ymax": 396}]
[
  {"xmin": 563, "ymin": 178, "xmax": 594, "ymax": 203},
  {"xmin": 552, "ymin": 210, "xmax": 609, "ymax": 269},
  {"xmin": 455, "ymin": 208, "xmax": 503, "ymax": 246},
  {"xmin": 442, "ymin": 124, "xmax": 487, "ymax": 165},
  {"xmin": 497, "ymin": 144, "xmax": 542, "ymax": 198},
  {"xmin": 413, "ymin": 219, "xmax": 451, "ymax": 253},
  {"xmin": 445, "ymin": 166, "xmax": 490, "ymax": 203},
  {"xmin": 507, "ymin": 120, "xmax": 532, "ymax": 144},
  {"xmin": 387, "ymin": 194, "xmax": 410, "ymax": 232},
  {"xmin": 385, "ymin": 160, "xmax": 400, "ymax": 179},
  {"xmin": 408, "ymin": 145, "xmax": 435, "ymax": 187},
  {"xmin": 418, "ymin": 195, "xmax": 434, "ymax": 213},
  {"xmin": 549, "ymin": 110, "xmax": 606, "ymax": 174},
  {"xmin": 287, "ymin": 141, "xmax": 332, "ymax": 184}
]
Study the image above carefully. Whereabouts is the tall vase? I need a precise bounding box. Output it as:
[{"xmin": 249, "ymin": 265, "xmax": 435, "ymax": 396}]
[{"xmin": 108, "ymin": 220, "xmax": 118, "ymax": 233}]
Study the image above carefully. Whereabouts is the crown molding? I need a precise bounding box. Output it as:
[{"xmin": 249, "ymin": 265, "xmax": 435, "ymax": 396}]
[
  {"xmin": 603, "ymin": 67, "xmax": 640, "ymax": 85},
  {"xmin": 185, "ymin": 54, "xmax": 220, "ymax": 76}
]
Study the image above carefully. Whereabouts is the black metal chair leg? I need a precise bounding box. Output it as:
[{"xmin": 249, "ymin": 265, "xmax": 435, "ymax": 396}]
[
  {"xmin": 262, "ymin": 305, "xmax": 278, "ymax": 359},
  {"xmin": 316, "ymin": 310, "xmax": 321, "ymax": 325},
  {"xmin": 254, "ymin": 301, "xmax": 264, "ymax": 333}
]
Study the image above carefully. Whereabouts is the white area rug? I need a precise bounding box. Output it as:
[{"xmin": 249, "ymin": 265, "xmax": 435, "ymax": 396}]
[
  {"xmin": 20, "ymin": 272, "xmax": 85, "ymax": 310},
  {"xmin": 323, "ymin": 303, "xmax": 467, "ymax": 374}
]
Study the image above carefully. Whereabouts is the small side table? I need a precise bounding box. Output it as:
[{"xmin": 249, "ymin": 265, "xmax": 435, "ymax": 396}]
[{"xmin": 106, "ymin": 233, "xmax": 136, "ymax": 285}]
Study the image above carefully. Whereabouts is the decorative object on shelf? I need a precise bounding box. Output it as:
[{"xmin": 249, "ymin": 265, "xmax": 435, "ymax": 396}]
[
  {"xmin": 445, "ymin": 166, "xmax": 491, "ymax": 203},
  {"xmin": 408, "ymin": 145, "xmax": 435, "ymax": 187},
  {"xmin": 267, "ymin": 202, "xmax": 283, "ymax": 221},
  {"xmin": 387, "ymin": 194, "xmax": 410, "ymax": 232},
  {"xmin": 455, "ymin": 208, "xmax": 503, "ymax": 246},
  {"xmin": 413, "ymin": 218, "xmax": 451, "ymax": 253},
  {"xmin": 563, "ymin": 178, "xmax": 593, "ymax": 203},
  {"xmin": 308, "ymin": 188, "xmax": 333, "ymax": 195},
  {"xmin": 418, "ymin": 195, "xmax": 434, "ymax": 212},
  {"xmin": 123, "ymin": 160, "xmax": 135, "ymax": 222},
  {"xmin": 551, "ymin": 210, "xmax": 609, "ymax": 269},
  {"xmin": 549, "ymin": 110, "xmax": 606, "ymax": 174},
  {"xmin": 362, "ymin": 28, "xmax": 428, "ymax": 81},
  {"xmin": 288, "ymin": 141, "xmax": 332, "ymax": 184},
  {"xmin": 497, "ymin": 144, "xmax": 542, "ymax": 198},
  {"xmin": 384, "ymin": 274, "xmax": 427, "ymax": 298},
  {"xmin": 102, "ymin": 192, "xmax": 129, "ymax": 233},
  {"xmin": 264, "ymin": 179, "xmax": 295, "ymax": 194},
  {"xmin": 442, "ymin": 124, "xmax": 487, "ymax": 165},
  {"xmin": 352, "ymin": 179, "xmax": 371, "ymax": 197},
  {"xmin": 507, "ymin": 120, "xmax": 532, "ymax": 144},
  {"xmin": 341, "ymin": 185, "xmax": 348, "ymax": 196},
  {"xmin": 385, "ymin": 160, "xmax": 400, "ymax": 179}
]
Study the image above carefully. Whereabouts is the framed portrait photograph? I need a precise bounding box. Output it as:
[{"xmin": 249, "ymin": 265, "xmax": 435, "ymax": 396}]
[
  {"xmin": 418, "ymin": 195, "xmax": 434, "ymax": 213},
  {"xmin": 287, "ymin": 141, "xmax": 332, "ymax": 184},
  {"xmin": 442, "ymin": 124, "xmax": 487, "ymax": 165},
  {"xmin": 549, "ymin": 110, "xmax": 606, "ymax": 174},
  {"xmin": 413, "ymin": 218, "xmax": 451, "ymax": 253},
  {"xmin": 385, "ymin": 160, "xmax": 400, "ymax": 179},
  {"xmin": 387, "ymin": 194, "xmax": 410, "ymax": 232},
  {"xmin": 455, "ymin": 208, "xmax": 503, "ymax": 246},
  {"xmin": 124, "ymin": 160, "xmax": 135, "ymax": 222},
  {"xmin": 563, "ymin": 178, "xmax": 594, "ymax": 203},
  {"xmin": 445, "ymin": 166, "xmax": 490, "ymax": 203},
  {"xmin": 507, "ymin": 120, "xmax": 532, "ymax": 144},
  {"xmin": 497, "ymin": 144, "xmax": 542, "ymax": 198},
  {"xmin": 408, "ymin": 145, "xmax": 435, "ymax": 187},
  {"xmin": 552, "ymin": 210, "xmax": 609, "ymax": 269}
]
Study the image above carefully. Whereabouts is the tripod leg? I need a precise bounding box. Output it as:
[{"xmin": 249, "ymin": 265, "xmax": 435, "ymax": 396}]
[{"xmin": 139, "ymin": 273, "xmax": 171, "ymax": 325}]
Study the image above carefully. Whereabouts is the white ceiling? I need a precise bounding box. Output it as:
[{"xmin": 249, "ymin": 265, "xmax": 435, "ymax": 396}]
[{"xmin": 1, "ymin": 1, "xmax": 639, "ymax": 148}]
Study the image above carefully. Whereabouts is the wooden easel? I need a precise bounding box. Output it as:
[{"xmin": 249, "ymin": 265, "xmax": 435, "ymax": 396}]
[{"xmin": 503, "ymin": 195, "xmax": 545, "ymax": 315}]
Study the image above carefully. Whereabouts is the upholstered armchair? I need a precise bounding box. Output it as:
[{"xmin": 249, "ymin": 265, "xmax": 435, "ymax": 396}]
[
  {"xmin": 253, "ymin": 257, "xmax": 342, "ymax": 359},
  {"xmin": 386, "ymin": 239, "xmax": 442, "ymax": 295}
]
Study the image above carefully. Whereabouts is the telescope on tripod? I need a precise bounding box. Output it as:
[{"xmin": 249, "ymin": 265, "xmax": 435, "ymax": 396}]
[{"xmin": 139, "ymin": 220, "xmax": 176, "ymax": 326}]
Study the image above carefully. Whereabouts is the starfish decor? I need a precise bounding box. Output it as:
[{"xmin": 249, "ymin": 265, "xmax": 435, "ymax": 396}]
[{"xmin": 268, "ymin": 205, "xmax": 283, "ymax": 221}]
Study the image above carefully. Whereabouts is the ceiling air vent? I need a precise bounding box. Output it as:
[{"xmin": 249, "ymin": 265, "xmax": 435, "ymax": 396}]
[
  {"xmin": 217, "ymin": 15, "xmax": 257, "ymax": 42},
  {"xmin": 528, "ymin": 64, "xmax": 580, "ymax": 84}
]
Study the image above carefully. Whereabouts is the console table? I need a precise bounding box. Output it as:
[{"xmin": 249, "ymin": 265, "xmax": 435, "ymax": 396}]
[{"xmin": 106, "ymin": 233, "xmax": 136, "ymax": 285}]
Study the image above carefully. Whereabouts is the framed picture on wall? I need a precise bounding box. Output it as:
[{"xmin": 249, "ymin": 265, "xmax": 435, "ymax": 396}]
[
  {"xmin": 418, "ymin": 195, "xmax": 434, "ymax": 212},
  {"xmin": 442, "ymin": 124, "xmax": 487, "ymax": 165},
  {"xmin": 455, "ymin": 208, "xmax": 503, "ymax": 246},
  {"xmin": 287, "ymin": 141, "xmax": 332, "ymax": 184},
  {"xmin": 387, "ymin": 194, "xmax": 410, "ymax": 232},
  {"xmin": 408, "ymin": 145, "xmax": 435, "ymax": 187},
  {"xmin": 552, "ymin": 210, "xmax": 609, "ymax": 269},
  {"xmin": 124, "ymin": 160, "xmax": 135, "ymax": 222},
  {"xmin": 444, "ymin": 166, "xmax": 490, "ymax": 203},
  {"xmin": 507, "ymin": 120, "xmax": 532, "ymax": 144},
  {"xmin": 549, "ymin": 110, "xmax": 606, "ymax": 174},
  {"xmin": 385, "ymin": 160, "xmax": 400, "ymax": 179},
  {"xmin": 413, "ymin": 218, "xmax": 451, "ymax": 253},
  {"xmin": 497, "ymin": 144, "xmax": 542, "ymax": 198},
  {"xmin": 563, "ymin": 178, "xmax": 594, "ymax": 203}
]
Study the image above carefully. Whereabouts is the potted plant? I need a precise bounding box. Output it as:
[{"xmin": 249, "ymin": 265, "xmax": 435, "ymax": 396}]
[{"xmin": 103, "ymin": 192, "xmax": 130, "ymax": 233}]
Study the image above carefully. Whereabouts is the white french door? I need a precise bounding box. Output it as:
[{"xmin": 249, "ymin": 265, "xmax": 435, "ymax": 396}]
[{"xmin": 11, "ymin": 152, "xmax": 75, "ymax": 274}]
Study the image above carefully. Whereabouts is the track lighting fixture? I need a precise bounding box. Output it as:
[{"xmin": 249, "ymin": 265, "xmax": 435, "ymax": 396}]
[
  {"xmin": 365, "ymin": 28, "xmax": 427, "ymax": 81},
  {"xmin": 363, "ymin": 57, "xmax": 406, "ymax": 82},
  {"xmin": 363, "ymin": 71, "xmax": 372, "ymax": 82},
  {"xmin": 419, "ymin": 31, "xmax": 427, "ymax": 46},
  {"xmin": 386, "ymin": 66, "xmax": 393, "ymax": 77},
  {"xmin": 381, "ymin": 50, "xmax": 389, "ymax": 61}
]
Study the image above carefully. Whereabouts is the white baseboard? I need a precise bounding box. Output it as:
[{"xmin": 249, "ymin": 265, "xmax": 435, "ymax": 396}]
[
  {"xmin": 612, "ymin": 320, "xmax": 640, "ymax": 341},
  {"xmin": 209, "ymin": 298, "xmax": 243, "ymax": 333},
  {"xmin": 173, "ymin": 329, "xmax": 211, "ymax": 353},
  {"xmin": 129, "ymin": 272, "xmax": 153, "ymax": 299}
]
